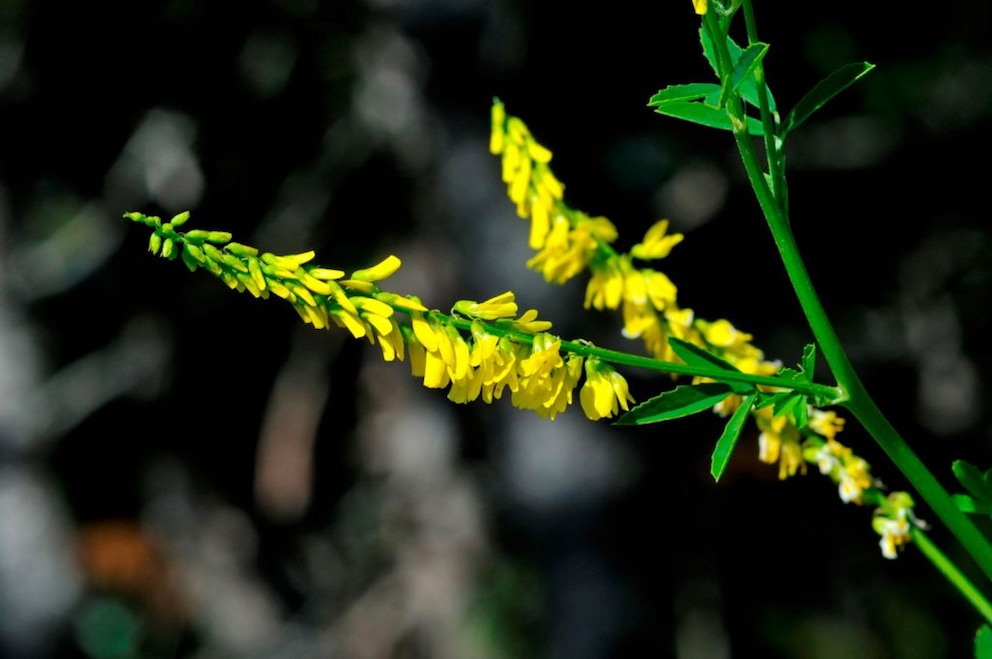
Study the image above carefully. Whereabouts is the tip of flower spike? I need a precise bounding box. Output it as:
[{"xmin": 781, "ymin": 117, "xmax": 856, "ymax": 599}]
[{"xmin": 350, "ymin": 255, "xmax": 402, "ymax": 282}]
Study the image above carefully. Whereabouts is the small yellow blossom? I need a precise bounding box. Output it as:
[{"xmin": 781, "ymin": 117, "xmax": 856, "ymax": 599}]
[
  {"xmin": 630, "ymin": 219, "xmax": 684, "ymax": 261},
  {"xmin": 580, "ymin": 358, "xmax": 635, "ymax": 421},
  {"xmin": 453, "ymin": 291, "xmax": 518, "ymax": 320},
  {"xmin": 756, "ymin": 409, "xmax": 806, "ymax": 479},
  {"xmin": 692, "ymin": 0, "xmax": 707, "ymax": 15},
  {"xmin": 808, "ymin": 409, "xmax": 846, "ymax": 441},
  {"xmin": 873, "ymin": 493, "xmax": 919, "ymax": 559},
  {"xmin": 349, "ymin": 255, "xmax": 402, "ymax": 282}
]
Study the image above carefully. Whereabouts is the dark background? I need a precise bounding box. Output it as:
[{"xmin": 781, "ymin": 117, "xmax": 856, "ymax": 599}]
[{"xmin": 0, "ymin": 1, "xmax": 990, "ymax": 657}]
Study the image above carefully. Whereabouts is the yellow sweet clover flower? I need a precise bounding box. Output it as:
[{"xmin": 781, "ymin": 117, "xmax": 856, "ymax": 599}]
[
  {"xmin": 527, "ymin": 212, "xmax": 618, "ymax": 285},
  {"xmin": 692, "ymin": 0, "xmax": 707, "ymax": 15},
  {"xmin": 808, "ymin": 409, "xmax": 846, "ymax": 441},
  {"xmin": 872, "ymin": 492, "xmax": 922, "ymax": 559},
  {"xmin": 805, "ymin": 437, "xmax": 876, "ymax": 504},
  {"xmin": 579, "ymin": 358, "xmax": 635, "ymax": 421},
  {"xmin": 755, "ymin": 407, "xmax": 806, "ymax": 479},
  {"xmin": 126, "ymin": 212, "xmax": 620, "ymax": 422},
  {"xmin": 630, "ymin": 219, "xmax": 684, "ymax": 261},
  {"xmin": 452, "ymin": 291, "xmax": 518, "ymax": 320}
]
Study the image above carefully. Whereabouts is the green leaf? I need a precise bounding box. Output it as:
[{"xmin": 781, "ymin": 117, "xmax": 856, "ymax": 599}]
[
  {"xmin": 976, "ymin": 624, "xmax": 992, "ymax": 659},
  {"xmin": 648, "ymin": 83, "xmax": 722, "ymax": 107},
  {"xmin": 711, "ymin": 392, "xmax": 757, "ymax": 481},
  {"xmin": 730, "ymin": 42, "xmax": 770, "ymax": 96},
  {"xmin": 953, "ymin": 460, "xmax": 992, "ymax": 503},
  {"xmin": 616, "ymin": 383, "xmax": 732, "ymax": 426},
  {"xmin": 783, "ymin": 62, "xmax": 875, "ymax": 136},
  {"xmin": 772, "ymin": 391, "xmax": 804, "ymax": 419},
  {"xmin": 801, "ymin": 344, "xmax": 817, "ymax": 381},
  {"xmin": 954, "ymin": 495, "xmax": 992, "ymax": 516},
  {"xmin": 652, "ymin": 101, "xmax": 764, "ymax": 136},
  {"xmin": 776, "ymin": 366, "xmax": 803, "ymax": 382},
  {"xmin": 755, "ymin": 390, "xmax": 790, "ymax": 410},
  {"xmin": 668, "ymin": 337, "xmax": 753, "ymax": 395},
  {"xmin": 668, "ymin": 337, "xmax": 738, "ymax": 372},
  {"xmin": 699, "ymin": 27, "xmax": 778, "ymax": 113}
]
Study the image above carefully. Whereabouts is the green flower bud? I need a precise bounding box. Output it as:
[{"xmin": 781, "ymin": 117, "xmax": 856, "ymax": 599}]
[
  {"xmin": 206, "ymin": 231, "xmax": 232, "ymax": 244},
  {"xmin": 161, "ymin": 237, "xmax": 175, "ymax": 259},
  {"xmin": 183, "ymin": 229, "xmax": 210, "ymax": 242},
  {"xmin": 169, "ymin": 211, "xmax": 191, "ymax": 227},
  {"xmin": 225, "ymin": 242, "xmax": 259, "ymax": 258},
  {"xmin": 148, "ymin": 233, "xmax": 162, "ymax": 255}
]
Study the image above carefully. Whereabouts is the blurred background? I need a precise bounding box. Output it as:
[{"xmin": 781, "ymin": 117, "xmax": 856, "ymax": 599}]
[{"xmin": 0, "ymin": 1, "xmax": 990, "ymax": 657}]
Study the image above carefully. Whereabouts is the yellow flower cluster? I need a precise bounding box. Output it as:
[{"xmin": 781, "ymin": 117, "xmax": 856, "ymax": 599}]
[
  {"xmin": 489, "ymin": 103, "xmax": 920, "ymax": 556},
  {"xmin": 125, "ymin": 212, "xmax": 635, "ymax": 422}
]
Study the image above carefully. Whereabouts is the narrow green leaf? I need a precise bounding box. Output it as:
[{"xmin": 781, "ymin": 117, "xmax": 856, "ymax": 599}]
[
  {"xmin": 783, "ymin": 62, "xmax": 875, "ymax": 136},
  {"xmin": 772, "ymin": 391, "xmax": 804, "ymax": 419},
  {"xmin": 699, "ymin": 25, "xmax": 722, "ymax": 79},
  {"xmin": 652, "ymin": 101, "xmax": 764, "ymax": 136},
  {"xmin": 699, "ymin": 27, "xmax": 778, "ymax": 113},
  {"xmin": 953, "ymin": 460, "xmax": 992, "ymax": 503},
  {"xmin": 668, "ymin": 337, "xmax": 752, "ymax": 395},
  {"xmin": 616, "ymin": 383, "xmax": 732, "ymax": 426},
  {"xmin": 793, "ymin": 397, "xmax": 809, "ymax": 430},
  {"xmin": 955, "ymin": 495, "xmax": 992, "ymax": 516},
  {"xmin": 669, "ymin": 337, "xmax": 738, "ymax": 372},
  {"xmin": 730, "ymin": 43, "xmax": 770, "ymax": 95},
  {"xmin": 801, "ymin": 344, "xmax": 817, "ymax": 381},
  {"xmin": 777, "ymin": 366, "xmax": 803, "ymax": 382},
  {"xmin": 976, "ymin": 624, "xmax": 992, "ymax": 659},
  {"xmin": 755, "ymin": 390, "xmax": 790, "ymax": 410},
  {"xmin": 648, "ymin": 83, "xmax": 722, "ymax": 107},
  {"xmin": 711, "ymin": 392, "xmax": 757, "ymax": 481}
]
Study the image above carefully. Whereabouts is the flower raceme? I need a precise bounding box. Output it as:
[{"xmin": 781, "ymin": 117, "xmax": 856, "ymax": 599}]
[
  {"xmin": 489, "ymin": 102, "xmax": 922, "ymax": 556},
  {"xmin": 124, "ymin": 211, "xmax": 633, "ymax": 422}
]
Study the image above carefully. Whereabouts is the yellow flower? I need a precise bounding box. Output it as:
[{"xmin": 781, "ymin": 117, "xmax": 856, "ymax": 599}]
[
  {"xmin": 809, "ymin": 409, "xmax": 846, "ymax": 441},
  {"xmin": 630, "ymin": 219, "xmax": 684, "ymax": 261},
  {"xmin": 756, "ymin": 409, "xmax": 806, "ymax": 479},
  {"xmin": 692, "ymin": 0, "xmax": 707, "ymax": 15},
  {"xmin": 505, "ymin": 308, "xmax": 553, "ymax": 334},
  {"xmin": 585, "ymin": 258, "xmax": 625, "ymax": 310},
  {"xmin": 579, "ymin": 358, "xmax": 635, "ymax": 421},
  {"xmin": 453, "ymin": 291, "xmax": 518, "ymax": 320},
  {"xmin": 347, "ymin": 255, "xmax": 402, "ymax": 283},
  {"xmin": 490, "ymin": 98, "xmax": 506, "ymax": 155}
]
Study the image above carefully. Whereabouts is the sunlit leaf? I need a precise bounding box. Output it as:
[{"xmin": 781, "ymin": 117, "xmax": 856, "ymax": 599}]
[
  {"xmin": 711, "ymin": 392, "xmax": 757, "ymax": 481},
  {"xmin": 730, "ymin": 42, "xmax": 770, "ymax": 95},
  {"xmin": 651, "ymin": 100, "xmax": 764, "ymax": 136},
  {"xmin": 668, "ymin": 337, "xmax": 753, "ymax": 395},
  {"xmin": 783, "ymin": 62, "xmax": 875, "ymax": 136},
  {"xmin": 616, "ymin": 383, "xmax": 732, "ymax": 426},
  {"xmin": 648, "ymin": 83, "xmax": 721, "ymax": 107}
]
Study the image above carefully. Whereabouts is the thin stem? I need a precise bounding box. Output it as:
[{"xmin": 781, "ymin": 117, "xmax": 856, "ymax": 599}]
[
  {"xmin": 740, "ymin": 0, "xmax": 787, "ymax": 211},
  {"xmin": 442, "ymin": 314, "xmax": 840, "ymax": 400},
  {"xmin": 912, "ymin": 527, "xmax": 992, "ymax": 627}
]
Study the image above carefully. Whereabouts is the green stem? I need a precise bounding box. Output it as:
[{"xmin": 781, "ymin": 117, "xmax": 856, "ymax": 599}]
[
  {"xmin": 912, "ymin": 527, "xmax": 992, "ymax": 627},
  {"xmin": 740, "ymin": 0, "xmax": 787, "ymax": 211},
  {"xmin": 442, "ymin": 314, "xmax": 839, "ymax": 400},
  {"xmin": 707, "ymin": 7, "xmax": 992, "ymax": 586}
]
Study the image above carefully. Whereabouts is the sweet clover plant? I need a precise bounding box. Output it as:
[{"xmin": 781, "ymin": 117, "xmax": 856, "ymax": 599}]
[{"xmin": 124, "ymin": 1, "xmax": 992, "ymax": 654}]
